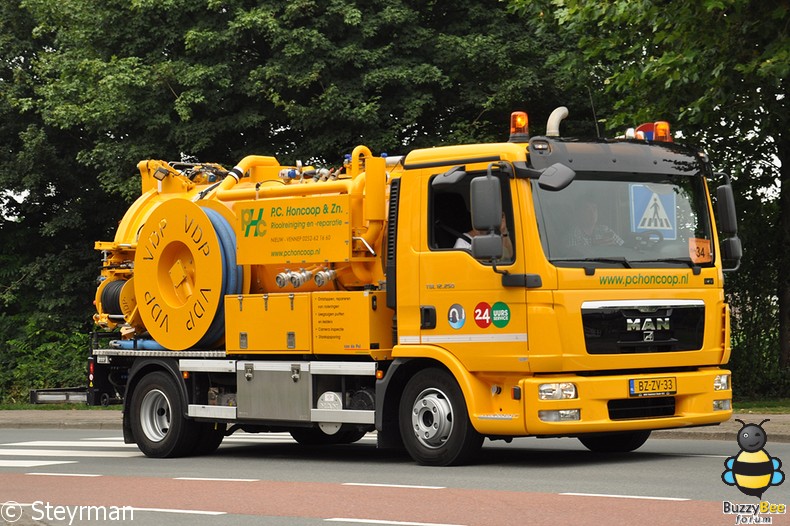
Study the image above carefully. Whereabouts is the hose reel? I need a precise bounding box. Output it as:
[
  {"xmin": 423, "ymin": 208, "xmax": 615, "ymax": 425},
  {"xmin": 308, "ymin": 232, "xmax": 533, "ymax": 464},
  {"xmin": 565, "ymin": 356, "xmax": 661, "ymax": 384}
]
[{"xmin": 133, "ymin": 200, "xmax": 241, "ymax": 350}]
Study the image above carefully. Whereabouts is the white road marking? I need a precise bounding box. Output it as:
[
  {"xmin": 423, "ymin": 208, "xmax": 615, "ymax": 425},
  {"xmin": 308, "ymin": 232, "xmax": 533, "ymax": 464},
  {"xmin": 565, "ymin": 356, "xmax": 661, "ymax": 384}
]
[
  {"xmin": 77, "ymin": 432, "xmax": 377, "ymax": 445},
  {"xmin": 560, "ymin": 492, "xmax": 690, "ymax": 501},
  {"xmin": 132, "ymin": 507, "xmax": 227, "ymax": 516},
  {"xmin": 668, "ymin": 453, "xmax": 729, "ymax": 459},
  {"xmin": 342, "ymin": 483, "xmax": 445, "ymax": 490},
  {"xmin": 27, "ymin": 472, "xmax": 102, "ymax": 477},
  {"xmin": 174, "ymin": 477, "xmax": 259, "ymax": 482},
  {"xmin": 0, "ymin": 460, "xmax": 77, "ymax": 468},
  {"xmin": 3, "ymin": 440, "xmax": 138, "ymax": 448},
  {"xmin": 9, "ymin": 504, "xmax": 228, "ymax": 516},
  {"xmin": 325, "ymin": 520, "xmax": 465, "ymax": 526},
  {"xmin": 0, "ymin": 448, "xmax": 140, "ymax": 458}
]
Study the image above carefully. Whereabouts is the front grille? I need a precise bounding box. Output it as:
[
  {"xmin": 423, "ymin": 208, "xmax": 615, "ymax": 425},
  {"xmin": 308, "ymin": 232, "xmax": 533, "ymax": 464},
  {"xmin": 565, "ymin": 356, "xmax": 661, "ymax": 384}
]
[
  {"xmin": 582, "ymin": 302, "xmax": 704, "ymax": 354},
  {"xmin": 608, "ymin": 396, "xmax": 676, "ymax": 420}
]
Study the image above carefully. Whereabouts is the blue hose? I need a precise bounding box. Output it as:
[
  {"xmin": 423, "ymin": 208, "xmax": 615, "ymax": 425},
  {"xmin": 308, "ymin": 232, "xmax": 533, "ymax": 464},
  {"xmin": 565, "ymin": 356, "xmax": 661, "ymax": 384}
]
[
  {"xmin": 111, "ymin": 339, "xmax": 166, "ymax": 351},
  {"xmin": 195, "ymin": 208, "xmax": 241, "ymax": 348}
]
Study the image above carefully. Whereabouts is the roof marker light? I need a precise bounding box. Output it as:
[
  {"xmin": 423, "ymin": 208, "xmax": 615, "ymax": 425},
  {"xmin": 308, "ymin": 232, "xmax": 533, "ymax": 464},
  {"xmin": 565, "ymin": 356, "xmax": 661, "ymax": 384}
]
[
  {"xmin": 509, "ymin": 111, "xmax": 529, "ymax": 143},
  {"xmin": 634, "ymin": 121, "xmax": 673, "ymax": 142},
  {"xmin": 654, "ymin": 121, "xmax": 672, "ymax": 142}
]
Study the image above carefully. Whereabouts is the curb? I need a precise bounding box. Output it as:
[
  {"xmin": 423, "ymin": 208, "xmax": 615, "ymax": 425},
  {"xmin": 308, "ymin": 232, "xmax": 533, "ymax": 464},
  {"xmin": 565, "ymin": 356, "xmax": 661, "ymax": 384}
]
[
  {"xmin": 0, "ymin": 421, "xmax": 123, "ymax": 430},
  {"xmin": 653, "ymin": 430, "xmax": 790, "ymax": 443},
  {"xmin": 0, "ymin": 410, "xmax": 123, "ymax": 431},
  {"xmin": 1, "ymin": 411, "xmax": 788, "ymax": 443}
]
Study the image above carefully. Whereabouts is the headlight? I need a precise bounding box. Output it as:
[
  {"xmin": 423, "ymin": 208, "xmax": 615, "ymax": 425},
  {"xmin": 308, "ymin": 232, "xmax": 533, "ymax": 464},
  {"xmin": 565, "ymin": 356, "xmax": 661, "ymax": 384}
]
[
  {"xmin": 538, "ymin": 382, "xmax": 578, "ymax": 400},
  {"xmin": 714, "ymin": 374, "xmax": 730, "ymax": 391}
]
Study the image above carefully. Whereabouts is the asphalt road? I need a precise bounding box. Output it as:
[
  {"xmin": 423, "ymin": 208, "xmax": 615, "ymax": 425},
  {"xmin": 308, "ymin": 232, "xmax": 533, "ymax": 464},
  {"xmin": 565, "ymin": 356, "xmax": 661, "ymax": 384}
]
[{"xmin": 1, "ymin": 428, "xmax": 788, "ymax": 526}]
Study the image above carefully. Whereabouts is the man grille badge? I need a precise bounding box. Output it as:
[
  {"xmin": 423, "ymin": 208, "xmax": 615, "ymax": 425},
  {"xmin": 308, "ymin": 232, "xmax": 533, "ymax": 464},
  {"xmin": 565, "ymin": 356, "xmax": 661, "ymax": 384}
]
[{"xmin": 643, "ymin": 331, "xmax": 655, "ymax": 342}]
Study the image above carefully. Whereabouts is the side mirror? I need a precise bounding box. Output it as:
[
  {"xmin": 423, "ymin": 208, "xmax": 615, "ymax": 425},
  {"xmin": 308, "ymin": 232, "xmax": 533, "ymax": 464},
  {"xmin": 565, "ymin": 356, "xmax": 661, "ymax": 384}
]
[
  {"xmin": 714, "ymin": 177, "xmax": 741, "ymax": 272},
  {"xmin": 470, "ymin": 173, "xmax": 502, "ymax": 231},
  {"xmin": 721, "ymin": 236, "xmax": 742, "ymax": 272},
  {"xmin": 472, "ymin": 234, "xmax": 504, "ymax": 260},
  {"xmin": 716, "ymin": 183, "xmax": 738, "ymax": 237},
  {"xmin": 538, "ymin": 162, "xmax": 576, "ymax": 191}
]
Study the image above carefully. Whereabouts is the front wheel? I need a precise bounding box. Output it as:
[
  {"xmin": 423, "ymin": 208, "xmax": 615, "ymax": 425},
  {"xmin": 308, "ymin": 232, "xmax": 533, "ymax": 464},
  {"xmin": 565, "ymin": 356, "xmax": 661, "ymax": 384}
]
[
  {"xmin": 578, "ymin": 430, "xmax": 651, "ymax": 453},
  {"xmin": 130, "ymin": 371, "xmax": 198, "ymax": 458},
  {"xmin": 399, "ymin": 368, "xmax": 483, "ymax": 466}
]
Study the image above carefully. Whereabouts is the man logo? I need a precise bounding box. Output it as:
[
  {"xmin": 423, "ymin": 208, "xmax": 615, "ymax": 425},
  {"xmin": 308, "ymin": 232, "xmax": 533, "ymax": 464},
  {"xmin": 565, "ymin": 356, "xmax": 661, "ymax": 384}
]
[
  {"xmin": 643, "ymin": 331, "xmax": 655, "ymax": 342},
  {"xmin": 626, "ymin": 317, "xmax": 669, "ymax": 331}
]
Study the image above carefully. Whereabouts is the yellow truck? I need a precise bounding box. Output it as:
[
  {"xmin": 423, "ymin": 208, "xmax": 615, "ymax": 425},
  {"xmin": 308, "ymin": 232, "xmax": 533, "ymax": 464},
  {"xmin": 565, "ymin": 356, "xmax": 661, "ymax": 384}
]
[{"xmin": 88, "ymin": 107, "xmax": 741, "ymax": 465}]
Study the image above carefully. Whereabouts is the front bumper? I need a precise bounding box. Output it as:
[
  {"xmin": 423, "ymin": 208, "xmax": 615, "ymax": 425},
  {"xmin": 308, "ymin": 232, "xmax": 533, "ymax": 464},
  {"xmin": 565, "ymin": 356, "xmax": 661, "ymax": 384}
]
[{"xmin": 521, "ymin": 368, "xmax": 731, "ymax": 436}]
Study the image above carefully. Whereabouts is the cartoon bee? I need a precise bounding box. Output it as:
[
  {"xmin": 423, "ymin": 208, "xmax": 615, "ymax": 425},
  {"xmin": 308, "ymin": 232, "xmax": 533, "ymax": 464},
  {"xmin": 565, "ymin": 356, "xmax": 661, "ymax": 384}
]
[{"xmin": 722, "ymin": 419, "xmax": 785, "ymax": 498}]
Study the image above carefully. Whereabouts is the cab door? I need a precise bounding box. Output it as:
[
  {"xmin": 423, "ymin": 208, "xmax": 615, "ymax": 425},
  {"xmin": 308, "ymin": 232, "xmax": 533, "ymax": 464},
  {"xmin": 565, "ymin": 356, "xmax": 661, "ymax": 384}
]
[{"xmin": 418, "ymin": 168, "xmax": 529, "ymax": 373}]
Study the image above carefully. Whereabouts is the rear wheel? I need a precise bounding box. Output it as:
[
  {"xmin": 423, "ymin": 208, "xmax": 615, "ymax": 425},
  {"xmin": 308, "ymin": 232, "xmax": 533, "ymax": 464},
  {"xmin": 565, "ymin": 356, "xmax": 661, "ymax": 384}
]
[
  {"xmin": 331, "ymin": 425, "xmax": 369, "ymax": 444},
  {"xmin": 193, "ymin": 422, "xmax": 226, "ymax": 455},
  {"xmin": 130, "ymin": 371, "xmax": 198, "ymax": 458},
  {"xmin": 578, "ymin": 430, "xmax": 651, "ymax": 453},
  {"xmin": 398, "ymin": 368, "xmax": 483, "ymax": 466},
  {"xmin": 290, "ymin": 425, "xmax": 369, "ymax": 446}
]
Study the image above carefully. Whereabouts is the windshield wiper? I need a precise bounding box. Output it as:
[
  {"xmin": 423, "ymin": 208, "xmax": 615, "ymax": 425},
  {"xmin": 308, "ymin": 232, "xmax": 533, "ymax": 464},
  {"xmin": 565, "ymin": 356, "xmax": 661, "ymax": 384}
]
[
  {"xmin": 645, "ymin": 257, "xmax": 698, "ymax": 268},
  {"xmin": 642, "ymin": 257, "xmax": 703, "ymax": 274},
  {"xmin": 553, "ymin": 257, "xmax": 632, "ymax": 268}
]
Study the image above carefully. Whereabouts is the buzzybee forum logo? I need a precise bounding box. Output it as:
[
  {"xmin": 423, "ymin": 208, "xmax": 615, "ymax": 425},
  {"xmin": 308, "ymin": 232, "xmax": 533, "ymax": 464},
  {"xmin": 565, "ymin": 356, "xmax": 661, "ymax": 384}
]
[
  {"xmin": 723, "ymin": 419, "xmax": 784, "ymax": 498},
  {"xmin": 721, "ymin": 419, "xmax": 786, "ymax": 524}
]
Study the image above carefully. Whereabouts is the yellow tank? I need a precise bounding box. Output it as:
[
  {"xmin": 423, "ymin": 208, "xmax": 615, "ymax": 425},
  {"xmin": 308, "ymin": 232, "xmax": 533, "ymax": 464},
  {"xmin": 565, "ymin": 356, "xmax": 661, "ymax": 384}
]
[{"xmin": 94, "ymin": 146, "xmax": 391, "ymax": 351}]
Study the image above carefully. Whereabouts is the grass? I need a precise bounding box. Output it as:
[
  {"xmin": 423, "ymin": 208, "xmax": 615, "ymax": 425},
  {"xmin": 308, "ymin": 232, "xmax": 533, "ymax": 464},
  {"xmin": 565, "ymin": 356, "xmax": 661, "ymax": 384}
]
[{"xmin": 732, "ymin": 399, "xmax": 790, "ymax": 414}]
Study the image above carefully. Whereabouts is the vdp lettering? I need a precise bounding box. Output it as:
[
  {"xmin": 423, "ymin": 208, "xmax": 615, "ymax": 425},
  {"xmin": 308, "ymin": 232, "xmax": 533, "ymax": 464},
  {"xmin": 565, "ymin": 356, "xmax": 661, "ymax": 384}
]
[
  {"xmin": 142, "ymin": 218, "xmax": 168, "ymax": 260},
  {"xmin": 184, "ymin": 215, "xmax": 210, "ymax": 256},
  {"xmin": 144, "ymin": 291, "xmax": 169, "ymax": 331},
  {"xmin": 186, "ymin": 289, "xmax": 212, "ymax": 331}
]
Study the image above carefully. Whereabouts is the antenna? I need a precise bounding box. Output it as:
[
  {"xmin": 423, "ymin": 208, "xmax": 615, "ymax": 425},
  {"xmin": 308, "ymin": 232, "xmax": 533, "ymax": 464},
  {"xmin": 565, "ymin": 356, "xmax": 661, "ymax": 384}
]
[{"xmin": 587, "ymin": 86, "xmax": 601, "ymax": 138}]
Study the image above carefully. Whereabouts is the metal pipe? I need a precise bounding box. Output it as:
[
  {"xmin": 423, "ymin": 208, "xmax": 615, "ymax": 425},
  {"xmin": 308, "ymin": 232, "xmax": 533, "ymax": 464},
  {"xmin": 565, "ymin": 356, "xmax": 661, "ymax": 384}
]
[{"xmin": 546, "ymin": 106, "xmax": 569, "ymax": 137}]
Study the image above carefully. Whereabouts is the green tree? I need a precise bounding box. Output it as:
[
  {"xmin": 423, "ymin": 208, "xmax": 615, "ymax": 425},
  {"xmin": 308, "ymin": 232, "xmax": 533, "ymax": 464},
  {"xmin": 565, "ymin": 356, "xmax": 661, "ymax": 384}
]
[
  {"xmin": 18, "ymin": 0, "xmax": 576, "ymax": 197},
  {"xmin": 512, "ymin": 0, "xmax": 790, "ymax": 393},
  {"xmin": 2, "ymin": 0, "xmax": 575, "ymax": 400},
  {"xmin": 0, "ymin": 1, "xmax": 123, "ymax": 401}
]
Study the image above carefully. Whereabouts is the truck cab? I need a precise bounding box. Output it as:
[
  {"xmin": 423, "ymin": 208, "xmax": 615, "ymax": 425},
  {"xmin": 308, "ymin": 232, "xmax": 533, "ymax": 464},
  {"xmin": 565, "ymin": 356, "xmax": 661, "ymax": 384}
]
[{"xmin": 381, "ymin": 114, "xmax": 739, "ymax": 463}]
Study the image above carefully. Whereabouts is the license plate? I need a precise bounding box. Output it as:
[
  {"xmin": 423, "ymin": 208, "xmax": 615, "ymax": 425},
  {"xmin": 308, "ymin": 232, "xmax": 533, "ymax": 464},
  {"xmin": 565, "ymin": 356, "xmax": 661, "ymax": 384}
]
[{"xmin": 629, "ymin": 377, "xmax": 677, "ymax": 397}]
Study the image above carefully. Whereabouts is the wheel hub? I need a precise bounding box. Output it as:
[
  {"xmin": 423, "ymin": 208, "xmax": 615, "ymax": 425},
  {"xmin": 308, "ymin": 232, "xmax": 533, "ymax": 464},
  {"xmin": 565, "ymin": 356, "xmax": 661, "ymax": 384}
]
[
  {"xmin": 139, "ymin": 388, "xmax": 171, "ymax": 442},
  {"xmin": 411, "ymin": 388, "xmax": 454, "ymax": 449}
]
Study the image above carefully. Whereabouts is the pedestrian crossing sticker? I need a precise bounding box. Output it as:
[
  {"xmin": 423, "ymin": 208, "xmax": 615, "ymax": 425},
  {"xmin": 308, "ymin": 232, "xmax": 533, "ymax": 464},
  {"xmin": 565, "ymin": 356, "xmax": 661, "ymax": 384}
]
[{"xmin": 629, "ymin": 184, "xmax": 677, "ymax": 240}]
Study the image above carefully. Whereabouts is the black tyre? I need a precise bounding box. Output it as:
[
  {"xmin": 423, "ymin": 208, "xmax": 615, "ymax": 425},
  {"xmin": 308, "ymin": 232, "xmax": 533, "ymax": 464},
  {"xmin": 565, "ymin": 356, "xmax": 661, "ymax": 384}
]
[
  {"xmin": 193, "ymin": 422, "xmax": 226, "ymax": 455},
  {"xmin": 398, "ymin": 368, "xmax": 483, "ymax": 466},
  {"xmin": 332, "ymin": 425, "xmax": 369, "ymax": 444},
  {"xmin": 290, "ymin": 424, "xmax": 369, "ymax": 446},
  {"xmin": 290, "ymin": 427, "xmax": 326, "ymax": 445},
  {"xmin": 578, "ymin": 430, "xmax": 651, "ymax": 453},
  {"xmin": 130, "ymin": 371, "xmax": 198, "ymax": 458}
]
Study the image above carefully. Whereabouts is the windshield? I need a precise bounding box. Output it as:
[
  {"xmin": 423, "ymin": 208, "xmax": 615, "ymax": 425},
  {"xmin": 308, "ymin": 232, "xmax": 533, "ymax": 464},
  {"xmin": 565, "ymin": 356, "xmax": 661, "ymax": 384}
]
[{"xmin": 533, "ymin": 171, "xmax": 714, "ymax": 267}]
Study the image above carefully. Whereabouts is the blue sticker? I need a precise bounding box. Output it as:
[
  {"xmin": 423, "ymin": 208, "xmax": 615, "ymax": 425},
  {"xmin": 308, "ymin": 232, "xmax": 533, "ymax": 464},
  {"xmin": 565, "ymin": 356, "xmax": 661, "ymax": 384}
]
[{"xmin": 448, "ymin": 304, "xmax": 466, "ymax": 330}]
